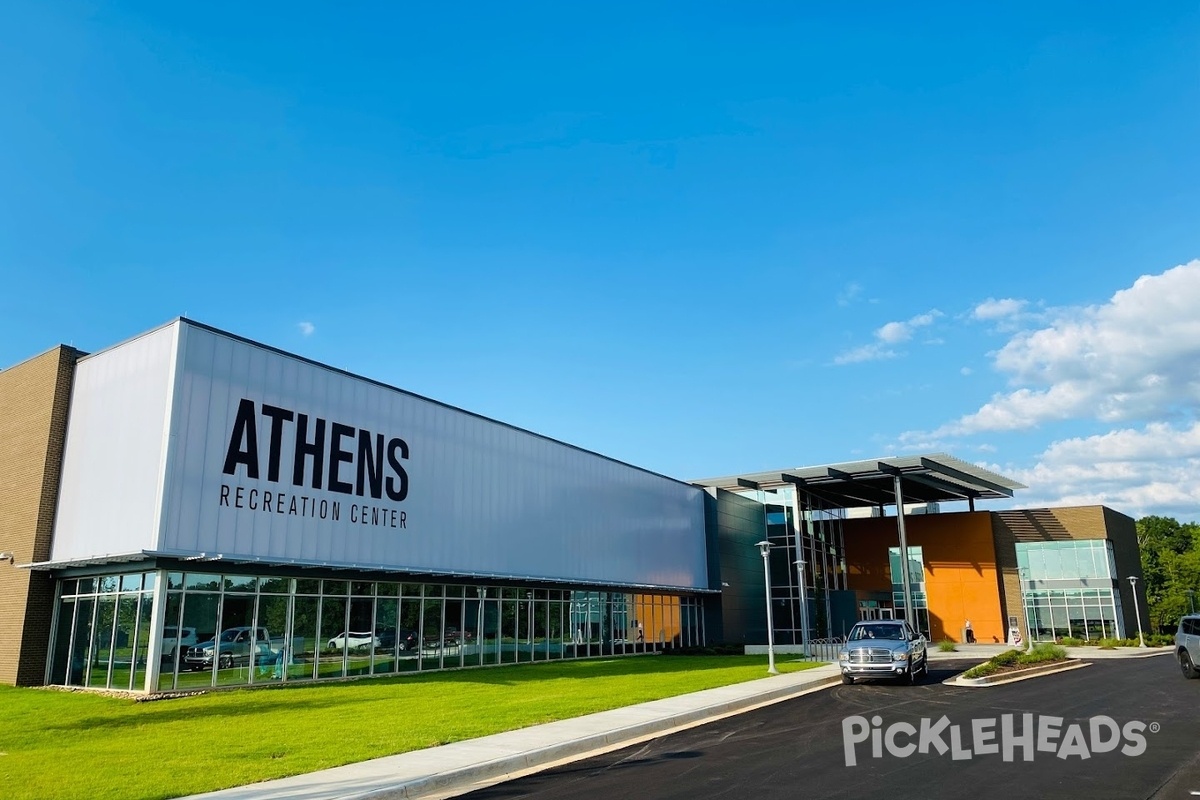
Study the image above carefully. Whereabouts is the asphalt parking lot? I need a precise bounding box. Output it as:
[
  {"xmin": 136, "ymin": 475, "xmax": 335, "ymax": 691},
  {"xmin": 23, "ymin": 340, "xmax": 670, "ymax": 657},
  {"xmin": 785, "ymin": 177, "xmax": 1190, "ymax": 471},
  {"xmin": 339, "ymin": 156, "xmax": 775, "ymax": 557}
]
[{"xmin": 463, "ymin": 656, "xmax": 1200, "ymax": 800}]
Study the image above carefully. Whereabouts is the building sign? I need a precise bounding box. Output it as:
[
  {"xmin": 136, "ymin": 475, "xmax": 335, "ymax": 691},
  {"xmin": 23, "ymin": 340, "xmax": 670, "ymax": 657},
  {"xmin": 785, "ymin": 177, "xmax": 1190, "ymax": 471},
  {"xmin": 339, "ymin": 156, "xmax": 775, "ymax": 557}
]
[{"xmin": 218, "ymin": 398, "xmax": 409, "ymax": 530}]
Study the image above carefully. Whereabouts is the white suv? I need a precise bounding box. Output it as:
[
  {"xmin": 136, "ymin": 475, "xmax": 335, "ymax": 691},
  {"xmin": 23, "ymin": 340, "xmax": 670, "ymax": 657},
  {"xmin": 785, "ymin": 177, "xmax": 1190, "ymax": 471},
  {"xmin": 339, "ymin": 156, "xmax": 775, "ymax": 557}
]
[
  {"xmin": 1176, "ymin": 614, "xmax": 1199, "ymax": 679},
  {"xmin": 162, "ymin": 626, "xmax": 198, "ymax": 661}
]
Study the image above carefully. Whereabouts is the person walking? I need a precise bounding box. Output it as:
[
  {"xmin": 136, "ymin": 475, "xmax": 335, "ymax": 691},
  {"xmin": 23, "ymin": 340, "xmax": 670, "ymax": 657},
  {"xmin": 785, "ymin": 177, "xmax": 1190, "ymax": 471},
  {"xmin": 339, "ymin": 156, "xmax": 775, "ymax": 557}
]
[{"xmin": 964, "ymin": 619, "xmax": 975, "ymax": 644}]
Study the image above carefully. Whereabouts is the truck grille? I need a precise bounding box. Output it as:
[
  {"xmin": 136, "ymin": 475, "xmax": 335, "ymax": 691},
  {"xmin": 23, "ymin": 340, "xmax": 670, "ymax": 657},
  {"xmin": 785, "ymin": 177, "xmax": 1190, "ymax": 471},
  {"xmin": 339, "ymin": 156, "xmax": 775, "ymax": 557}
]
[{"xmin": 848, "ymin": 647, "xmax": 893, "ymax": 664}]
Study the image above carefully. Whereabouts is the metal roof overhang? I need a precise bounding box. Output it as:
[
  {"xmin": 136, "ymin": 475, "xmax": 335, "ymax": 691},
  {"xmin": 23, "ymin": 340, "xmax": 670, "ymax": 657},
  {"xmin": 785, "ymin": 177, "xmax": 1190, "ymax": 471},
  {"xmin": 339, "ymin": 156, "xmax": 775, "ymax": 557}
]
[
  {"xmin": 691, "ymin": 453, "xmax": 1025, "ymax": 510},
  {"xmin": 21, "ymin": 550, "xmax": 718, "ymax": 594}
]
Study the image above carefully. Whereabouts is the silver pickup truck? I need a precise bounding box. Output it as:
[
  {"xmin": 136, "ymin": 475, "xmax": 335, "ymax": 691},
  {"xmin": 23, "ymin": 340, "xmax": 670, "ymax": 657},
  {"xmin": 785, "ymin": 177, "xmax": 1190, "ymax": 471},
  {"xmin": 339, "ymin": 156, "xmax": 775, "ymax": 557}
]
[
  {"xmin": 183, "ymin": 626, "xmax": 272, "ymax": 670},
  {"xmin": 838, "ymin": 620, "xmax": 928, "ymax": 685}
]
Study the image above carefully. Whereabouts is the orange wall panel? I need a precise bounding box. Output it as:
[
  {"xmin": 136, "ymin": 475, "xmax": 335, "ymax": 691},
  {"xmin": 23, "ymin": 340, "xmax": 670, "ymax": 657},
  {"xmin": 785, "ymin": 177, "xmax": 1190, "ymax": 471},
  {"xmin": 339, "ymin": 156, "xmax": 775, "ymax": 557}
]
[{"xmin": 844, "ymin": 511, "xmax": 1004, "ymax": 643}]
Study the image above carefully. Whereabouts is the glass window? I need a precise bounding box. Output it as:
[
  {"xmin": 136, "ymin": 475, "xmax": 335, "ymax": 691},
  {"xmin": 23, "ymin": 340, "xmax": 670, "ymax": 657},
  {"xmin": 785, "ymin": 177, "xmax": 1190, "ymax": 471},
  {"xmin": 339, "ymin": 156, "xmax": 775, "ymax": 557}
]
[
  {"xmin": 98, "ymin": 576, "xmax": 119, "ymax": 594},
  {"xmin": 319, "ymin": 596, "xmax": 348, "ymax": 679},
  {"xmin": 255, "ymin": 595, "xmax": 288, "ymax": 684},
  {"xmin": 291, "ymin": 596, "xmax": 320, "ymax": 681},
  {"xmin": 351, "ymin": 582, "xmax": 374, "ymax": 596},
  {"xmin": 225, "ymin": 575, "xmax": 258, "ymax": 594},
  {"xmin": 89, "ymin": 596, "xmax": 117, "ymax": 688},
  {"xmin": 166, "ymin": 572, "xmax": 184, "ymax": 590},
  {"xmin": 49, "ymin": 597, "xmax": 76, "ymax": 685},
  {"xmin": 184, "ymin": 573, "xmax": 221, "ymax": 592},
  {"xmin": 260, "ymin": 577, "xmax": 290, "ymax": 594},
  {"xmin": 70, "ymin": 597, "xmax": 95, "ymax": 686},
  {"xmin": 322, "ymin": 580, "xmax": 348, "ymax": 596},
  {"xmin": 377, "ymin": 582, "xmax": 399, "ymax": 597},
  {"xmin": 120, "ymin": 574, "xmax": 142, "ymax": 592},
  {"xmin": 296, "ymin": 579, "xmax": 320, "ymax": 595}
]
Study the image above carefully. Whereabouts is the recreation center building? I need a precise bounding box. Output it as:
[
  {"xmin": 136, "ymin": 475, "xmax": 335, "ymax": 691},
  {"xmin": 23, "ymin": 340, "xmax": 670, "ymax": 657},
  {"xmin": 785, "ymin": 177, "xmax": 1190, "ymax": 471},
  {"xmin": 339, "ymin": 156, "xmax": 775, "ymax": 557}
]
[{"xmin": 0, "ymin": 319, "xmax": 1147, "ymax": 692}]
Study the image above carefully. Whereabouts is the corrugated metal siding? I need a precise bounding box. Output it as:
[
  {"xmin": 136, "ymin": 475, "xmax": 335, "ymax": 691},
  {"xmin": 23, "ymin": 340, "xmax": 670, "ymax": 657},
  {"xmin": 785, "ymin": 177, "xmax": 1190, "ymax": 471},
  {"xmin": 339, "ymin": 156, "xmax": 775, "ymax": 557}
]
[
  {"xmin": 158, "ymin": 323, "xmax": 708, "ymax": 589},
  {"xmin": 50, "ymin": 325, "xmax": 178, "ymax": 561}
]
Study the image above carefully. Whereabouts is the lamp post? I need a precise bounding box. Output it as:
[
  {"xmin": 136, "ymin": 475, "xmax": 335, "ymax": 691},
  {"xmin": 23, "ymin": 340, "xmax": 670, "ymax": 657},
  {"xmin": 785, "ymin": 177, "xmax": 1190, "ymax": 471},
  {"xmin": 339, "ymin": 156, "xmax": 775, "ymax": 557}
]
[
  {"xmin": 756, "ymin": 541, "xmax": 778, "ymax": 675},
  {"xmin": 1018, "ymin": 567, "xmax": 1034, "ymax": 653},
  {"xmin": 1187, "ymin": 589, "xmax": 1195, "ymax": 615},
  {"xmin": 1128, "ymin": 576, "xmax": 1147, "ymax": 648},
  {"xmin": 794, "ymin": 558, "xmax": 810, "ymax": 657}
]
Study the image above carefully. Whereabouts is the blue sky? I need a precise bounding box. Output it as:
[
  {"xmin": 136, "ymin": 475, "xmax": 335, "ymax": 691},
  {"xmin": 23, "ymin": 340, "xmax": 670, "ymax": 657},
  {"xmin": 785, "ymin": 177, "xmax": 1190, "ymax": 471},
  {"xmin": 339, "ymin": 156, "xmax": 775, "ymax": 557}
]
[{"xmin": 3, "ymin": 3, "xmax": 1199, "ymax": 519}]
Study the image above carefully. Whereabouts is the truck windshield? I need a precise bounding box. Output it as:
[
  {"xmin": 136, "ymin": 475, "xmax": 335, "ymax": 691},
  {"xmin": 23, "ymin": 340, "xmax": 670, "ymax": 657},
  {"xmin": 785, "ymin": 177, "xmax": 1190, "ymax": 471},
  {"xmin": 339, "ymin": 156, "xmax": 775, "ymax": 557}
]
[{"xmin": 850, "ymin": 624, "xmax": 904, "ymax": 641}]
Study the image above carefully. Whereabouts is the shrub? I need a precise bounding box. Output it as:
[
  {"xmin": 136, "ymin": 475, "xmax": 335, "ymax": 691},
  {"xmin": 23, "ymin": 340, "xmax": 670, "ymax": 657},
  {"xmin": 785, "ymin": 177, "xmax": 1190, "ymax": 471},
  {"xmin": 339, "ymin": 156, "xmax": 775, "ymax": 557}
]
[
  {"xmin": 1059, "ymin": 637, "xmax": 1086, "ymax": 646},
  {"xmin": 937, "ymin": 639, "xmax": 957, "ymax": 652},
  {"xmin": 991, "ymin": 649, "xmax": 1022, "ymax": 666},
  {"xmin": 1020, "ymin": 643, "xmax": 1067, "ymax": 664}
]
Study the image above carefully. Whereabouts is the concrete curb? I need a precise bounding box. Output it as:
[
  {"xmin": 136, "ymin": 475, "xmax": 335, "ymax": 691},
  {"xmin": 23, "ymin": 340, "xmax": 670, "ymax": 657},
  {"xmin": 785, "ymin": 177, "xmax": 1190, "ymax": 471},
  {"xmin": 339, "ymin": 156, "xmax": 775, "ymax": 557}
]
[
  {"xmin": 388, "ymin": 673, "xmax": 843, "ymax": 800},
  {"xmin": 943, "ymin": 659, "xmax": 1090, "ymax": 688}
]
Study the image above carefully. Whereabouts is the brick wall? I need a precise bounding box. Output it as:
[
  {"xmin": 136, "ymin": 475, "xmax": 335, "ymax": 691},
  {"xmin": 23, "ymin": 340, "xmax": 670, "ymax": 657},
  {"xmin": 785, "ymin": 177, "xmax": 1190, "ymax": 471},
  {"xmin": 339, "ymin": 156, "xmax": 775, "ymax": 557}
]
[{"xmin": 0, "ymin": 346, "xmax": 80, "ymax": 685}]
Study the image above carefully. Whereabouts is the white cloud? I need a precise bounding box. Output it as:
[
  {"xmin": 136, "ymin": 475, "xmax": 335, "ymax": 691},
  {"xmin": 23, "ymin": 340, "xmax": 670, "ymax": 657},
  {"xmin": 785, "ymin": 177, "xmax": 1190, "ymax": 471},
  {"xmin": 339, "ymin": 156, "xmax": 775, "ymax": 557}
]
[
  {"xmin": 837, "ymin": 282, "xmax": 863, "ymax": 307},
  {"xmin": 913, "ymin": 260, "xmax": 1200, "ymax": 437},
  {"xmin": 960, "ymin": 366, "xmax": 973, "ymax": 376},
  {"xmin": 991, "ymin": 421, "xmax": 1200, "ymax": 519},
  {"xmin": 834, "ymin": 343, "xmax": 897, "ymax": 365},
  {"xmin": 972, "ymin": 297, "xmax": 1027, "ymax": 321},
  {"xmin": 834, "ymin": 310, "xmax": 942, "ymax": 365},
  {"xmin": 297, "ymin": 321, "xmax": 315, "ymax": 336}
]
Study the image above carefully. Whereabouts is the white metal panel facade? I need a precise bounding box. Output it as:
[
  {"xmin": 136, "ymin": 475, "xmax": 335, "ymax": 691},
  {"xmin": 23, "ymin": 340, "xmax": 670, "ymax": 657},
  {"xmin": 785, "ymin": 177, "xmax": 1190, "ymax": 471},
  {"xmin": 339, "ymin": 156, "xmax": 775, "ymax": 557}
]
[
  {"xmin": 158, "ymin": 322, "xmax": 708, "ymax": 589},
  {"xmin": 50, "ymin": 324, "xmax": 179, "ymax": 561}
]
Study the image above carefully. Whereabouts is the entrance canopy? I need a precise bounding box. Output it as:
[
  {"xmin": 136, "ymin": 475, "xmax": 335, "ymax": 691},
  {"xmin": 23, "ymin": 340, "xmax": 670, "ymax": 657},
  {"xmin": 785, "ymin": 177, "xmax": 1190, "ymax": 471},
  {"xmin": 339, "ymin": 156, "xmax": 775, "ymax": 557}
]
[{"xmin": 691, "ymin": 453, "xmax": 1025, "ymax": 511}]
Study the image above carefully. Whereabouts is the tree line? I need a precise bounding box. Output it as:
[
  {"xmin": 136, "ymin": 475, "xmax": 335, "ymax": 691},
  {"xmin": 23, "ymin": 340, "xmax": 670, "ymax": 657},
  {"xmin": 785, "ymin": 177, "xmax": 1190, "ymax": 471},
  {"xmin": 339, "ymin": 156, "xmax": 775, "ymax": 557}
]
[{"xmin": 1137, "ymin": 515, "xmax": 1200, "ymax": 632}]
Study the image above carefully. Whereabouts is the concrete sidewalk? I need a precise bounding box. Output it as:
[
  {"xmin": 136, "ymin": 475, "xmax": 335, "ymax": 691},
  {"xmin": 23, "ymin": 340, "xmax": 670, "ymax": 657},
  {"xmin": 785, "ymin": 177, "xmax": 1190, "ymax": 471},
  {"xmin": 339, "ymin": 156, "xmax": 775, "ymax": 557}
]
[{"xmin": 185, "ymin": 663, "xmax": 843, "ymax": 800}]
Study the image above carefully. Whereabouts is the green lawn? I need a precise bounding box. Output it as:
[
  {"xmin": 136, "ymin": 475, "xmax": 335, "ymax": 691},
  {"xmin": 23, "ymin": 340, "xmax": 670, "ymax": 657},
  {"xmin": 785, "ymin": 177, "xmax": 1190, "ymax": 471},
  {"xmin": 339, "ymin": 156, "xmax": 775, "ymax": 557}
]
[{"xmin": 0, "ymin": 656, "xmax": 819, "ymax": 800}]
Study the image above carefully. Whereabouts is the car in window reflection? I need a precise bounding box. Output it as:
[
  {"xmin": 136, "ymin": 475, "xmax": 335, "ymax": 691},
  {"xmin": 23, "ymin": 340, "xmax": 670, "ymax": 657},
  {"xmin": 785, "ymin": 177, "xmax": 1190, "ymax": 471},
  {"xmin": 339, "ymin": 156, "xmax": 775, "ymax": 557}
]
[
  {"xmin": 183, "ymin": 627, "xmax": 271, "ymax": 670},
  {"xmin": 326, "ymin": 631, "xmax": 381, "ymax": 650},
  {"xmin": 161, "ymin": 626, "xmax": 198, "ymax": 661},
  {"xmin": 377, "ymin": 628, "xmax": 418, "ymax": 651}
]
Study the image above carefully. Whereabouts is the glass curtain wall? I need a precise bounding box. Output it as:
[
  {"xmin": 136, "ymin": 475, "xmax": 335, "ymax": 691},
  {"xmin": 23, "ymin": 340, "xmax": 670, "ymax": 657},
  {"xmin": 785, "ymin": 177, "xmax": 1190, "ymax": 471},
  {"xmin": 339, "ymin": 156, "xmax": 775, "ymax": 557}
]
[
  {"xmin": 47, "ymin": 574, "xmax": 157, "ymax": 690},
  {"xmin": 51, "ymin": 570, "xmax": 704, "ymax": 691},
  {"xmin": 1016, "ymin": 540, "xmax": 1124, "ymax": 641},
  {"xmin": 888, "ymin": 546, "xmax": 930, "ymax": 638},
  {"xmin": 736, "ymin": 485, "xmax": 849, "ymax": 645}
]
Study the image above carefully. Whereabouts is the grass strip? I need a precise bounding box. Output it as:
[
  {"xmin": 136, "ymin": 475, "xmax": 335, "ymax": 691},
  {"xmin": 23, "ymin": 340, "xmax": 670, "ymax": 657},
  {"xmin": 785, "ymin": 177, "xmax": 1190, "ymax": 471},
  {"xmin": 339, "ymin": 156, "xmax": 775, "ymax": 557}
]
[{"xmin": 0, "ymin": 655, "xmax": 819, "ymax": 800}]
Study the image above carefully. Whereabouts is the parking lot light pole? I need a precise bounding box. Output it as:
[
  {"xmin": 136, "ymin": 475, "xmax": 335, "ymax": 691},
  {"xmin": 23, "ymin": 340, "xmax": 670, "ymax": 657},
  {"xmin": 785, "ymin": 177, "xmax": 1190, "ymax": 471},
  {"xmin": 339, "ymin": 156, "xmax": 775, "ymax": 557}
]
[
  {"xmin": 1188, "ymin": 589, "xmax": 1196, "ymax": 615},
  {"xmin": 756, "ymin": 541, "xmax": 778, "ymax": 675},
  {"xmin": 1019, "ymin": 567, "xmax": 1034, "ymax": 653},
  {"xmin": 1129, "ymin": 576, "xmax": 1147, "ymax": 648},
  {"xmin": 794, "ymin": 558, "xmax": 809, "ymax": 657}
]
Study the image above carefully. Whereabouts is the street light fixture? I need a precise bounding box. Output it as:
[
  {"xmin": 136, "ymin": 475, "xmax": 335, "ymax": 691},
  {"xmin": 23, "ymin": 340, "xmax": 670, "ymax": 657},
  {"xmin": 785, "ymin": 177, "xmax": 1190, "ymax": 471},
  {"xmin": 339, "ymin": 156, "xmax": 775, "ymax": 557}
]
[
  {"xmin": 1128, "ymin": 576, "xmax": 1147, "ymax": 648},
  {"xmin": 756, "ymin": 541, "xmax": 778, "ymax": 675}
]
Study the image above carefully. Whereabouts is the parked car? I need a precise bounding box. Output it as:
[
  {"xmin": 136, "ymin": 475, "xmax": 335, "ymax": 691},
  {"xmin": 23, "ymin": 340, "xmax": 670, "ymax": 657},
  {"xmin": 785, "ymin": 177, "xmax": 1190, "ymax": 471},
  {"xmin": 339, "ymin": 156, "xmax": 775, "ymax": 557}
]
[
  {"xmin": 161, "ymin": 626, "xmax": 198, "ymax": 662},
  {"xmin": 376, "ymin": 628, "xmax": 418, "ymax": 651},
  {"xmin": 183, "ymin": 627, "xmax": 272, "ymax": 670},
  {"xmin": 326, "ymin": 631, "xmax": 380, "ymax": 650},
  {"xmin": 837, "ymin": 620, "xmax": 927, "ymax": 685},
  {"xmin": 1176, "ymin": 614, "xmax": 1199, "ymax": 679}
]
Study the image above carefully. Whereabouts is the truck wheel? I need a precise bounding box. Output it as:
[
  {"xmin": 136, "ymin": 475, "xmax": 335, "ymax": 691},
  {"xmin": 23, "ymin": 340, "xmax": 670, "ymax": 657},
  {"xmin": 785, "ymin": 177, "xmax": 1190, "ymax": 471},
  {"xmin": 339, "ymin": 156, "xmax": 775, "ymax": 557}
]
[
  {"xmin": 218, "ymin": 652, "xmax": 233, "ymax": 670},
  {"xmin": 841, "ymin": 674, "xmax": 854, "ymax": 685}
]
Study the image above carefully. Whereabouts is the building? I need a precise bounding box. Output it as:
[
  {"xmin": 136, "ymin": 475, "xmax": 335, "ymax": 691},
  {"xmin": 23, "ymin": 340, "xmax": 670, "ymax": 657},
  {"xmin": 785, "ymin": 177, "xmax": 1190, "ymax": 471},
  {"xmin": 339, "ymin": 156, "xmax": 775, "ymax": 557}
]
[
  {"xmin": 0, "ymin": 319, "xmax": 1149, "ymax": 691},
  {"xmin": 2, "ymin": 319, "xmax": 709, "ymax": 691},
  {"xmin": 694, "ymin": 466, "xmax": 1146, "ymax": 646}
]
